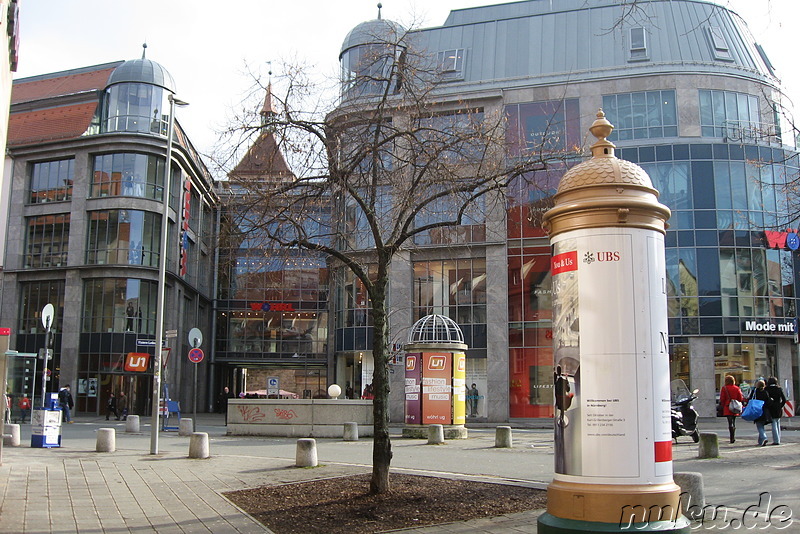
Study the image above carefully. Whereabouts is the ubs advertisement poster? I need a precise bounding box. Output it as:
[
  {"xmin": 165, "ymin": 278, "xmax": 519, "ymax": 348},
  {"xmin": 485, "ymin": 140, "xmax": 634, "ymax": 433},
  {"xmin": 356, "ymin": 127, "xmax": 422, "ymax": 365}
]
[
  {"xmin": 422, "ymin": 352, "xmax": 452, "ymax": 424},
  {"xmin": 551, "ymin": 229, "xmax": 673, "ymax": 485},
  {"xmin": 404, "ymin": 353, "xmax": 422, "ymax": 424},
  {"xmin": 453, "ymin": 353, "xmax": 466, "ymax": 425}
]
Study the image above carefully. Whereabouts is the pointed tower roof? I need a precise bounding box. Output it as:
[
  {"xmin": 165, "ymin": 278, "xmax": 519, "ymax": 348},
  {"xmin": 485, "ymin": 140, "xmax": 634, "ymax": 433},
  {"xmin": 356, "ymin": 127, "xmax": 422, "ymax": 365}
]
[{"xmin": 261, "ymin": 82, "xmax": 277, "ymax": 118}]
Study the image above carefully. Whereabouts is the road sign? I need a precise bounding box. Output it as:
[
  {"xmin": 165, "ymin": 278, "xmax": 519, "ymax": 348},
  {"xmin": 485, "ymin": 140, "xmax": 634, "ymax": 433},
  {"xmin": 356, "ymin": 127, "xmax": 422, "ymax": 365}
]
[
  {"xmin": 188, "ymin": 347, "xmax": 204, "ymax": 363},
  {"xmin": 267, "ymin": 376, "xmax": 279, "ymax": 396}
]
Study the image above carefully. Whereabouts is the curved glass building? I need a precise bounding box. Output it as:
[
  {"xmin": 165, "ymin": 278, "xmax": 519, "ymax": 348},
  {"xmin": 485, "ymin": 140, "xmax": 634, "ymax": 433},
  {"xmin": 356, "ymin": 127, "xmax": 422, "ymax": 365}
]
[{"xmin": 334, "ymin": 0, "xmax": 799, "ymax": 420}]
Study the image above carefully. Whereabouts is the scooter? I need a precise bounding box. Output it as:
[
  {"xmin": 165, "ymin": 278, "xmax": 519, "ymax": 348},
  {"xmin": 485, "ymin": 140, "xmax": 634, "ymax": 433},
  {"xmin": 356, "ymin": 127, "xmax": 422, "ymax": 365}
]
[{"xmin": 671, "ymin": 381, "xmax": 700, "ymax": 443}]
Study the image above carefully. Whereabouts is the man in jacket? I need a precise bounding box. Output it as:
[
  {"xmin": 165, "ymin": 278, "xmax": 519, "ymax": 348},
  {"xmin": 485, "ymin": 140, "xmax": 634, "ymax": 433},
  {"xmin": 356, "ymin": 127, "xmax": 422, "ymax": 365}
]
[
  {"xmin": 58, "ymin": 384, "xmax": 75, "ymax": 423},
  {"xmin": 765, "ymin": 377, "xmax": 787, "ymax": 445}
]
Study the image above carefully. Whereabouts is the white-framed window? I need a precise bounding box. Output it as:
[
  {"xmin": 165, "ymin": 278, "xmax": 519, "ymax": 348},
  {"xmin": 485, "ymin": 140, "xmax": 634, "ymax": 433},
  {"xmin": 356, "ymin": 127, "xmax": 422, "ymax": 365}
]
[
  {"xmin": 629, "ymin": 27, "xmax": 648, "ymax": 61},
  {"xmin": 437, "ymin": 49, "xmax": 465, "ymax": 77}
]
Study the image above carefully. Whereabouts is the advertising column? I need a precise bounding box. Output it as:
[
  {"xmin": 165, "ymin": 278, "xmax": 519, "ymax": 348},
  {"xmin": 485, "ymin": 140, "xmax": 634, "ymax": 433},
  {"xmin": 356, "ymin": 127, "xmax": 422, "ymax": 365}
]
[{"xmin": 538, "ymin": 111, "xmax": 688, "ymax": 533}]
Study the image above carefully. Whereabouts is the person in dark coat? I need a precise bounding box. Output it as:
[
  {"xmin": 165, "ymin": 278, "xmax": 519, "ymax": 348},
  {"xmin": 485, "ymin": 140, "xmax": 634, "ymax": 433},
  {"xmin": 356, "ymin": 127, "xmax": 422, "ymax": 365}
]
[
  {"xmin": 58, "ymin": 384, "xmax": 75, "ymax": 423},
  {"xmin": 765, "ymin": 377, "xmax": 787, "ymax": 445},
  {"xmin": 750, "ymin": 380, "xmax": 773, "ymax": 446},
  {"xmin": 219, "ymin": 387, "xmax": 235, "ymax": 424},
  {"xmin": 106, "ymin": 392, "xmax": 118, "ymax": 421},
  {"xmin": 719, "ymin": 374, "xmax": 744, "ymax": 443}
]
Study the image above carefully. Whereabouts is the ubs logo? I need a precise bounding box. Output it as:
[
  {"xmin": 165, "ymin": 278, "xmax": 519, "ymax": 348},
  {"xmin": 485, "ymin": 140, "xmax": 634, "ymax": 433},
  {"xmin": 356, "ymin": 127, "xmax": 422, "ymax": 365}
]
[
  {"xmin": 406, "ymin": 356, "xmax": 416, "ymax": 371},
  {"xmin": 584, "ymin": 251, "xmax": 620, "ymax": 264},
  {"xmin": 428, "ymin": 356, "xmax": 446, "ymax": 370}
]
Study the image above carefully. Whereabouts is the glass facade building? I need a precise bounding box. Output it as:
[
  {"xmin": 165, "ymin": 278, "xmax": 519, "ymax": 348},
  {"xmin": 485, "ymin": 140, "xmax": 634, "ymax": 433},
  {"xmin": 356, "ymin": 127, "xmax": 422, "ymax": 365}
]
[{"xmin": 333, "ymin": 0, "xmax": 800, "ymax": 421}]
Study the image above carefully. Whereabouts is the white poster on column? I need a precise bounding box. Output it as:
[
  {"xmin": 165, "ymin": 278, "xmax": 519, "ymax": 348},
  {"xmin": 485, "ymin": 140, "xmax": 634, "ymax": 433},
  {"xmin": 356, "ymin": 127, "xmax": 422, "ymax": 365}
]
[{"xmin": 552, "ymin": 228, "xmax": 672, "ymax": 485}]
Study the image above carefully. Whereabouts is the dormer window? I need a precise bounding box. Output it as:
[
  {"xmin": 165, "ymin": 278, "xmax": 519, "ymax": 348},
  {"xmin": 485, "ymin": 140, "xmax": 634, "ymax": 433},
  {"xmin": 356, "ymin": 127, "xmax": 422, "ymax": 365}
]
[
  {"xmin": 437, "ymin": 49, "xmax": 465, "ymax": 78},
  {"xmin": 708, "ymin": 26, "xmax": 733, "ymax": 61},
  {"xmin": 629, "ymin": 28, "xmax": 648, "ymax": 61}
]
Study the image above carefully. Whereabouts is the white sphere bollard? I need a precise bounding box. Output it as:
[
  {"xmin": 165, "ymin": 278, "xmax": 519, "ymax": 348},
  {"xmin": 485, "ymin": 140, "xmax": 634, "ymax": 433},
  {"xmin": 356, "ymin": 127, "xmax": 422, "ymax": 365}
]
[
  {"xmin": 188, "ymin": 432, "xmax": 210, "ymax": 459},
  {"xmin": 96, "ymin": 428, "xmax": 116, "ymax": 452},
  {"xmin": 328, "ymin": 384, "xmax": 342, "ymax": 399},
  {"xmin": 428, "ymin": 424, "xmax": 445, "ymax": 445},
  {"xmin": 125, "ymin": 415, "xmax": 140, "ymax": 433},
  {"xmin": 343, "ymin": 422, "xmax": 359, "ymax": 441},
  {"xmin": 3, "ymin": 424, "xmax": 20, "ymax": 447},
  {"xmin": 296, "ymin": 438, "xmax": 318, "ymax": 467},
  {"xmin": 495, "ymin": 426, "xmax": 513, "ymax": 448},
  {"xmin": 179, "ymin": 418, "xmax": 194, "ymax": 436}
]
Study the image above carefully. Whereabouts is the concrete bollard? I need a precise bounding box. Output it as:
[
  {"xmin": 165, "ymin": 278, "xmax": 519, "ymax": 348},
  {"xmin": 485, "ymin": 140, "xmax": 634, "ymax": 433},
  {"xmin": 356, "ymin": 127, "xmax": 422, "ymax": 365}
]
[
  {"xmin": 673, "ymin": 472, "xmax": 705, "ymax": 517},
  {"xmin": 179, "ymin": 418, "xmax": 194, "ymax": 436},
  {"xmin": 295, "ymin": 438, "xmax": 318, "ymax": 467},
  {"xmin": 427, "ymin": 424, "xmax": 445, "ymax": 445},
  {"xmin": 343, "ymin": 422, "xmax": 359, "ymax": 441},
  {"xmin": 697, "ymin": 432, "xmax": 719, "ymax": 459},
  {"xmin": 188, "ymin": 432, "xmax": 210, "ymax": 459},
  {"xmin": 125, "ymin": 415, "xmax": 140, "ymax": 433},
  {"xmin": 3, "ymin": 424, "xmax": 20, "ymax": 447},
  {"xmin": 96, "ymin": 428, "xmax": 115, "ymax": 452},
  {"xmin": 495, "ymin": 426, "xmax": 513, "ymax": 448}
]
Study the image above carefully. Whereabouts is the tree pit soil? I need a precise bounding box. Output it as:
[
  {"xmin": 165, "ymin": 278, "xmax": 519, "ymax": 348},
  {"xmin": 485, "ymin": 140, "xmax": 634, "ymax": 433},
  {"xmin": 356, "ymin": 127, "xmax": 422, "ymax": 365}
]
[{"xmin": 225, "ymin": 472, "xmax": 547, "ymax": 533}]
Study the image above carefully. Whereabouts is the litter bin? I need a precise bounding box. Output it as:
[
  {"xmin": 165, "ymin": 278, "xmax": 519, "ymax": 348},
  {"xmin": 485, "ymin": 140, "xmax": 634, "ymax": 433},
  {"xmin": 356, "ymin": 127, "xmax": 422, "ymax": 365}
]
[{"xmin": 31, "ymin": 393, "xmax": 62, "ymax": 448}]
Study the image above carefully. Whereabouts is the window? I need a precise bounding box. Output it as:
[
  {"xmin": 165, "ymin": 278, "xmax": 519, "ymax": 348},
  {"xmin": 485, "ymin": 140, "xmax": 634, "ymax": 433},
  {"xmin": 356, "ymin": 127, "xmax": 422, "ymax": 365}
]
[
  {"xmin": 25, "ymin": 214, "xmax": 70, "ymax": 268},
  {"xmin": 82, "ymin": 278, "xmax": 158, "ymax": 334},
  {"xmin": 437, "ymin": 49, "xmax": 465, "ymax": 77},
  {"xmin": 707, "ymin": 26, "xmax": 733, "ymax": 61},
  {"xmin": 91, "ymin": 153, "xmax": 165, "ymax": 200},
  {"xmin": 103, "ymin": 82, "xmax": 170, "ymax": 135},
  {"xmin": 602, "ymin": 90, "xmax": 677, "ymax": 141},
  {"xmin": 699, "ymin": 90, "xmax": 766, "ymax": 141},
  {"xmin": 506, "ymin": 99, "xmax": 581, "ymax": 155},
  {"xmin": 86, "ymin": 210, "xmax": 160, "ymax": 267},
  {"xmin": 19, "ymin": 281, "xmax": 64, "ymax": 334},
  {"xmin": 629, "ymin": 27, "xmax": 648, "ymax": 61},
  {"xmin": 413, "ymin": 258, "xmax": 486, "ymax": 348},
  {"xmin": 29, "ymin": 159, "xmax": 73, "ymax": 204}
]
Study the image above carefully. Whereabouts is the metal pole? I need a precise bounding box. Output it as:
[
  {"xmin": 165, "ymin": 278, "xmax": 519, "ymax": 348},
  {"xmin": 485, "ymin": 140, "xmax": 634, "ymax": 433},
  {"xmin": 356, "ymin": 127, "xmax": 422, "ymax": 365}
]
[
  {"xmin": 151, "ymin": 94, "xmax": 187, "ymax": 454},
  {"xmin": 40, "ymin": 319, "xmax": 51, "ymax": 408},
  {"xmin": 193, "ymin": 362, "xmax": 197, "ymax": 430}
]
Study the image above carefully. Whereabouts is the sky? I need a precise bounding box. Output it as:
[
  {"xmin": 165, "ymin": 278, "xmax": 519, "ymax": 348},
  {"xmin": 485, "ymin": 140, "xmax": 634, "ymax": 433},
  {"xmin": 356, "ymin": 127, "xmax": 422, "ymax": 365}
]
[{"xmin": 14, "ymin": 0, "xmax": 800, "ymax": 162}]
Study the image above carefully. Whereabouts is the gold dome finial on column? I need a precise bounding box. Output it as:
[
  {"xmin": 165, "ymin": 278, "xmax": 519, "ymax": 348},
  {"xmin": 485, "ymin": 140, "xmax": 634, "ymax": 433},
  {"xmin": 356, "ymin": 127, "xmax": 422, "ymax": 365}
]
[{"xmin": 589, "ymin": 109, "xmax": 616, "ymax": 158}]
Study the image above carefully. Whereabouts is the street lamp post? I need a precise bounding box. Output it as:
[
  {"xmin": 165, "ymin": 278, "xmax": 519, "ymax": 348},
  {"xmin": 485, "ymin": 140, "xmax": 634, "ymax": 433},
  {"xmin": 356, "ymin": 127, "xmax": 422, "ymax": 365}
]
[{"xmin": 151, "ymin": 94, "xmax": 188, "ymax": 455}]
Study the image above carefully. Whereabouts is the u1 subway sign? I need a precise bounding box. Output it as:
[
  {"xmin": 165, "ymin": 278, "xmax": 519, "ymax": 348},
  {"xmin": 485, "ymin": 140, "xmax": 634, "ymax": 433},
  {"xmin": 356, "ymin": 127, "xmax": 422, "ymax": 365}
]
[{"xmin": 764, "ymin": 230, "xmax": 800, "ymax": 250}]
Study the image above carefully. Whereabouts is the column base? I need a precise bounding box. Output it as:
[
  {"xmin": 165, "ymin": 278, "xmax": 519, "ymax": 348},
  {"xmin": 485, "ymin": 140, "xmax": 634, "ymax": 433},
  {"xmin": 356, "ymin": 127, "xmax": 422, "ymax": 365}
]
[{"xmin": 538, "ymin": 512, "xmax": 691, "ymax": 533}]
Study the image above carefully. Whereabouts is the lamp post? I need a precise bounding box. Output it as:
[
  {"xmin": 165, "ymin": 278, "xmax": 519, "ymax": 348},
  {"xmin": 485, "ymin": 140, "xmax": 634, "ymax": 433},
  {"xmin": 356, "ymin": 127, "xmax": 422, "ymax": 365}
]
[{"xmin": 151, "ymin": 94, "xmax": 188, "ymax": 455}]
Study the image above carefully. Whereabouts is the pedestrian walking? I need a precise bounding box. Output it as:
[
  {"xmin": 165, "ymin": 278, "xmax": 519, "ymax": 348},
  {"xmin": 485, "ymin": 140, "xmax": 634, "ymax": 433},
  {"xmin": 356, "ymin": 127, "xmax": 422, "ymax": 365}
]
[
  {"xmin": 749, "ymin": 380, "xmax": 773, "ymax": 446},
  {"xmin": 765, "ymin": 377, "xmax": 787, "ymax": 445},
  {"xmin": 219, "ymin": 386, "xmax": 234, "ymax": 424},
  {"xmin": 58, "ymin": 384, "xmax": 74, "ymax": 423},
  {"xmin": 106, "ymin": 392, "xmax": 118, "ymax": 420},
  {"xmin": 117, "ymin": 391, "xmax": 129, "ymax": 420},
  {"xmin": 18, "ymin": 395, "xmax": 31, "ymax": 423},
  {"xmin": 719, "ymin": 374, "xmax": 744, "ymax": 443}
]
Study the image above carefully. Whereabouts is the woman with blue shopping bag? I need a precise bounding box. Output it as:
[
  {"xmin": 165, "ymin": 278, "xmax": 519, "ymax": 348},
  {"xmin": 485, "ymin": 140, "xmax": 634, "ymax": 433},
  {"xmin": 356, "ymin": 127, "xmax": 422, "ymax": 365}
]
[{"xmin": 741, "ymin": 380, "xmax": 773, "ymax": 446}]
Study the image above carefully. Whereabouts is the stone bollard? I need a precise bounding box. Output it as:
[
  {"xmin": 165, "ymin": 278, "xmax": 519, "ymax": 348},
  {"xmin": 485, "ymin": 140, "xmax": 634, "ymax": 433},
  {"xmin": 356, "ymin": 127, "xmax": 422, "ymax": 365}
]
[
  {"xmin": 179, "ymin": 418, "xmax": 194, "ymax": 436},
  {"xmin": 188, "ymin": 432, "xmax": 210, "ymax": 459},
  {"xmin": 296, "ymin": 438, "xmax": 318, "ymax": 467},
  {"xmin": 3, "ymin": 424, "xmax": 20, "ymax": 447},
  {"xmin": 495, "ymin": 426, "xmax": 513, "ymax": 448},
  {"xmin": 125, "ymin": 415, "xmax": 140, "ymax": 433},
  {"xmin": 343, "ymin": 422, "xmax": 359, "ymax": 441},
  {"xmin": 427, "ymin": 424, "xmax": 445, "ymax": 445},
  {"xmin": 673, "ymin": 472, "xmax": 705, "ymax": 518},
  {"xmin": 697, "ymin": 432, "xmax": 719, "ymax": 459},
  {"xmin": 96, "ymin": 428, "xmax": 115, "ymax": 453}
]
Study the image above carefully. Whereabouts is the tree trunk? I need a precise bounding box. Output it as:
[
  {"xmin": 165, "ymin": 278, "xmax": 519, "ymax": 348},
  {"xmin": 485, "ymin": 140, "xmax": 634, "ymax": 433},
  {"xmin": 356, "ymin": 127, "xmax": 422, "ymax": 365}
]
[{"xmin": 369, "ymin": 282, "xmax": 392, "ymax": 494}]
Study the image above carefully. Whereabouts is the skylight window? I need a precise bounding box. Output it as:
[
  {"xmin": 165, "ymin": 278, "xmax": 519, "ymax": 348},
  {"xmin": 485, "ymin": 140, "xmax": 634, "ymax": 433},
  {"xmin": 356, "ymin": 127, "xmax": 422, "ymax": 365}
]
[
  {"xmin": 708, "ymin": 26, "xmax": 733, "ymax": 61},
  {"xmin": 629, "ymin": 28, "xmax": 648, "ymax": 61}
]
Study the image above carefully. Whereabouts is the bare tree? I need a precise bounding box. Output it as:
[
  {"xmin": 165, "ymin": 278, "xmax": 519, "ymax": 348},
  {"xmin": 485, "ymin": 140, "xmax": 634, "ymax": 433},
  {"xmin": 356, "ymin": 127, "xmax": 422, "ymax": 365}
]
[{"xmin": 214, "ymin": 22, "xmax": 577, "ymax": 494}]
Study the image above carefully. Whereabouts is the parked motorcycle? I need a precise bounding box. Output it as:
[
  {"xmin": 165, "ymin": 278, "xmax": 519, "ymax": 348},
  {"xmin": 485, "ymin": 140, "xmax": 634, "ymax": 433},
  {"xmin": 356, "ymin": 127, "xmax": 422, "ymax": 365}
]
[{"xmin": 671, "ymin": 379, "xmax": 700, "ymax": 443}]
